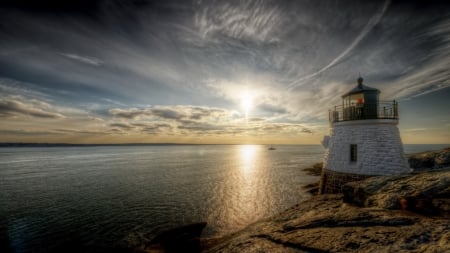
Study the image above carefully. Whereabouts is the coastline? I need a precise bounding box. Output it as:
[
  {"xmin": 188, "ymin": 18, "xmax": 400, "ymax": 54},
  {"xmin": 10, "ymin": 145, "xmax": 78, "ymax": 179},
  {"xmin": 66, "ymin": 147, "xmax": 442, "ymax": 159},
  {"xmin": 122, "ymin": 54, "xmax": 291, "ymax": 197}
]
[
  {"xmin": 145, "ymin": 147, "xmax": 450, "ymax": 253},
  {"xmin": 202, "ymin": 168, "xmax": 450, "ymax": 253}
]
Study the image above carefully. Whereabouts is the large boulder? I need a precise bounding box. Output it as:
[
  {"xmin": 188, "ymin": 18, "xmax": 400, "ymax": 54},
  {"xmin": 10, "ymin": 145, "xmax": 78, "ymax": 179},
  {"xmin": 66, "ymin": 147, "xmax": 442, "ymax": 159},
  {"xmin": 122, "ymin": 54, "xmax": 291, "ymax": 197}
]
[
  {"xmin": 342, "ymin": 168, "xmax": 450, "ymax": 216},
  {"xmin": 408, "ymin": 147, "xmax": 450, "ymax": 171}
]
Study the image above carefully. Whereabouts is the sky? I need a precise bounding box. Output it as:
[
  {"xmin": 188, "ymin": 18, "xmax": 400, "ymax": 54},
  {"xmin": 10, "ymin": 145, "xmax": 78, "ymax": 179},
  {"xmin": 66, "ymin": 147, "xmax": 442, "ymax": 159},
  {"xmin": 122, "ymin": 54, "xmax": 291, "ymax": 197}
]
[{"xmin": 0, "ymin": 0, "xmax": 449, "ymax": 144}]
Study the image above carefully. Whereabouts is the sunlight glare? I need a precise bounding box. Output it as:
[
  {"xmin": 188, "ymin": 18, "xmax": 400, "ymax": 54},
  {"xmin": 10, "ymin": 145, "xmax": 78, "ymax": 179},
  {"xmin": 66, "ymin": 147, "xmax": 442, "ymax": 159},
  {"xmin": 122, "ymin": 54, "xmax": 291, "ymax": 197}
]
[{"xmin": 241, "ymin": 92, "xmax": 254, "ymax": 118}]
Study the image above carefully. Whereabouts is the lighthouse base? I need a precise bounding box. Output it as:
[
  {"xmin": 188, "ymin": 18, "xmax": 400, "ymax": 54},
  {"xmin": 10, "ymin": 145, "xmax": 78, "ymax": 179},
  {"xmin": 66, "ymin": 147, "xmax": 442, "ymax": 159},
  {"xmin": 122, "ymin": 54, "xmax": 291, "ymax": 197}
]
[{"xmin": 319, "ymin": 169, "xmax": 373, "ymax": 194}]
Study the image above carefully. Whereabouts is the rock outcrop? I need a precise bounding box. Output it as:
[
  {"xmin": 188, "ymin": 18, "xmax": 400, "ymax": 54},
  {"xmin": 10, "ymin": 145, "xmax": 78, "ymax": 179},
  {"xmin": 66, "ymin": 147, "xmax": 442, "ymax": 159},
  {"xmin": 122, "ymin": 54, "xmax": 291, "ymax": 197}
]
[
  {"xmin": 204, "ymin": 169, "xmax": 450, "ymax": 253},
  {"xmin": 145, "ymin": 222, "xmax": 207, "ymax": 253},
  {"xmin": 408, "ymin": 147, "xmax": 450, "ymax": 171},
  {"xmin": 301, "ymin": 163, "xmax": 322, "ymax": 195},
  {"xmin": 343, "ymin": 169, "xmax": 450, "ymax": 217}
]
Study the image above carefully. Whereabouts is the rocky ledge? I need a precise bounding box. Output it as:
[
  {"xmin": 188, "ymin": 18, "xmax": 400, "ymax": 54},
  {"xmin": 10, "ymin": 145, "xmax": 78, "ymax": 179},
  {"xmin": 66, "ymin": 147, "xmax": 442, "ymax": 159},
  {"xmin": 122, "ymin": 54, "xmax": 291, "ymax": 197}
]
[
  {"xmin": 204, "ymin": 168, "xmax": 450, "ymax": 253},
  {"xmin": 408, "ymin": 147, "xmax": 450, "ymax": 171}
]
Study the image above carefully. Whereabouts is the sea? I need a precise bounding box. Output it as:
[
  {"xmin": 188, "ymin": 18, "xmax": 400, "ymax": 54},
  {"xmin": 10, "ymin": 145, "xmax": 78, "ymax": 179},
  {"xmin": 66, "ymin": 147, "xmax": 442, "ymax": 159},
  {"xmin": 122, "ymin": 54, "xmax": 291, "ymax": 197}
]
[{"xmin": 0, "ymin": 144, "xmax": 448, "ymax": 252}]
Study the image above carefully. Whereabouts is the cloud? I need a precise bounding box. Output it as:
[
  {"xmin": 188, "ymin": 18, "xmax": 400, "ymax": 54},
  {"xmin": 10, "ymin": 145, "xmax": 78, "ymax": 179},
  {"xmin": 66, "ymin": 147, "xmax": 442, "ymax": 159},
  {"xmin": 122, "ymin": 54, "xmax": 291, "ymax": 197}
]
[
  {"xmin": 106, "ymin": 103, "xmax": 316, "ymax": 137},
  {"xmin": 0, "ymin": 129, "xmax": 63, "ymax": 136},
  {"xmin": 195, "ymin": 0, "xmax": 283, "ymax": 44},
  {"xmin": 380, "ymin": 19, "xmax": 450, "ymax": 100},
  {"xmin": 109, "ymin": 105, "xmax": 236, "ymax": 121},
  {"xmin": 286, "ymin": 0, "xmax": 391, "ymax": 89},
  {"xmin": 0, "ymin": 96, "xmax": 64, "ymax": 118},
  {"xmin": 257, "ymin": 103, "xmax": 287, "ymax": 114},
  {"xmin": 108, "ymin": 121, "xmax": 173, "ymax": 134},
  {"xmin": 0, "ymin": 78, "xmax": 51, "ymax": 100},
  {"xmin": 108, "ymin": 108, "xmax": 144, "ymax": 119},
  {"xmin": 59, "ymin": 53, "xmax": 104, "ymax": 66},
  {"xmin": 52, "ymin": 128, "xmax": 105, "ymax": 135},
  {"xmin": 109, "ymin": 123, "xmax": 134, "ymax": 130}
]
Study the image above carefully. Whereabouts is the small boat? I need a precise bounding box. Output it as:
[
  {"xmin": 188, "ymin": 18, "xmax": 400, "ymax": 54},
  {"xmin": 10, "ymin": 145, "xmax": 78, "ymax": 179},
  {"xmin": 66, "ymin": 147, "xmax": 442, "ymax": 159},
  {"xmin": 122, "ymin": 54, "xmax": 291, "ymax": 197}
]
[{"xmin": 268, "ymin": 146, "xmax": 276, "ymax": 150}]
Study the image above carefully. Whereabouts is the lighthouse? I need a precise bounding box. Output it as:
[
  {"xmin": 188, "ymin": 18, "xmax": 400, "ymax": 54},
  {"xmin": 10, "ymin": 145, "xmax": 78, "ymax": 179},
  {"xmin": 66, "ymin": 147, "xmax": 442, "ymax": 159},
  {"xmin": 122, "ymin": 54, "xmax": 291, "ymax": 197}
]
[{"xmin": 320, "ymin": 77, "xmax": 410, "ymax": 194}]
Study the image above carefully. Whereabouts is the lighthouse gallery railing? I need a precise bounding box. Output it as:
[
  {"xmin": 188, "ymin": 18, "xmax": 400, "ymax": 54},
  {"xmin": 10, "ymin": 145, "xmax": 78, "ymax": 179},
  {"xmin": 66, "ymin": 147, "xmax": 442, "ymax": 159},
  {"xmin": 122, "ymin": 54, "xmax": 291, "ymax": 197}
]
[{"xmin": 329, "ymin": 100, "xmax": 398, "ymax": 122}]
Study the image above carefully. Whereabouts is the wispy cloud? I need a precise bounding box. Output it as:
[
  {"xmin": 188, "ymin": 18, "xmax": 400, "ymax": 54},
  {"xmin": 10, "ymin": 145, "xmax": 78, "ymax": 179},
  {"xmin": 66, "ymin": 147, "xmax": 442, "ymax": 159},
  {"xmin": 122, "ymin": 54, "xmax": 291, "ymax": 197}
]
[
  {"xmin": 287, "ymin": 0, "xmax": 391, "ymax": 89},
  {"xmin": 59, "ymin": 53, "xmax": 104, "ymax": 66},
  {"xmin": 195, "ymin": 0, "xmax": 283, "ymax": 43}
]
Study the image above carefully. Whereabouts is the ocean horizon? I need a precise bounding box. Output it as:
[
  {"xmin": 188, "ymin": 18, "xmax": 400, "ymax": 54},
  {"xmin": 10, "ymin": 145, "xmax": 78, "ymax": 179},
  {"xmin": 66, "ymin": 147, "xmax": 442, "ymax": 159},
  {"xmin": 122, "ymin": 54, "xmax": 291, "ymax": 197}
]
[{"xmin": 1, "ymin": 144, "xmax": 448, "ymax": 252}]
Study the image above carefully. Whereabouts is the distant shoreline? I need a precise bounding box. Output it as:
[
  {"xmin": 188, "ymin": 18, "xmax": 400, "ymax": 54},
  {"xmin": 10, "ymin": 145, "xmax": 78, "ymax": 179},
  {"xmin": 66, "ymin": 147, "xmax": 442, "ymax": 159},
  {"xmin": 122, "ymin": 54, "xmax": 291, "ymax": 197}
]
[
  {"xmin": 0, "ymin": 143, "xmax": 321, "ymax": 147},
  {"xmin": 1, "ymin": 143, "xmax": 448, "ymax": 148},
  {"xmin": 0, "ymin": 142, "xmax": 212, "ymax": 147}
]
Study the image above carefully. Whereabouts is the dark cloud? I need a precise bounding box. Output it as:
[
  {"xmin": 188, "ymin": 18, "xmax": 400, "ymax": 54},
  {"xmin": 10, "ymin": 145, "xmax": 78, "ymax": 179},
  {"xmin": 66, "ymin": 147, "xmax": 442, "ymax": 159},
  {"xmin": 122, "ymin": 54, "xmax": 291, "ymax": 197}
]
[
  {"xmin": 0, "ymin": 129, "xmax": 62, "ymax": 136},
  {"xmin": 257, "ymin": 103, "xmax": 287, "ymax": 114},
  {"xmin": 249, "ymin": 118, "xmax": 265, "ymax": 122},
  {"xmin": 108, "ymin": 121, "xmax": 173, "ymax": 134},
  {"xmin": 177, "ymin": 122, "xmax": 225, "ymax": 132},
  {"xmin": 108, "ymin": 108, "xmax": 145, "ymax": 119},
  {"xmin": 109, "ymin": 123, "xmax": 134, "ymax": 129},
  {"xmin": 151, "ymin": 108, "xmax": 183, "ymax": 120},
  {"xmin": 0, "ymin": 96, "xmax": 64, "ymax": 118},
  {"xmin": 52, "ymin": 129, "xmax": 104, "ymax": 135},
  {"xmin": 108, "ymin": 106, "xmax": 233, "ymax": 121},
  {"xmin": 300, "ymin": 128, "xmax": 313, "ymax": 134},
  {"xmin": 0, "ymin": 0, "xmax": 102, "ymax": 14}
]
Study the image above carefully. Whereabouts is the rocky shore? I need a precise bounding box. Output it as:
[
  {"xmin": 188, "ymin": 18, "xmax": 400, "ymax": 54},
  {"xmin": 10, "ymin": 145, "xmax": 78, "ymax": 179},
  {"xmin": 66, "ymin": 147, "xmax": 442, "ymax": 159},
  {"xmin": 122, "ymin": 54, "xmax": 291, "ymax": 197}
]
[
  {"xmin": 408, "ymin": 147, "xmax": 450, "ymax": 171},
  {"xmin": 146, "ymin": 148, "xmax": 450, "ymax": 253},
  {"xmin": 203, "ymin": 168, "xmax": 450, "ymax": 252}
]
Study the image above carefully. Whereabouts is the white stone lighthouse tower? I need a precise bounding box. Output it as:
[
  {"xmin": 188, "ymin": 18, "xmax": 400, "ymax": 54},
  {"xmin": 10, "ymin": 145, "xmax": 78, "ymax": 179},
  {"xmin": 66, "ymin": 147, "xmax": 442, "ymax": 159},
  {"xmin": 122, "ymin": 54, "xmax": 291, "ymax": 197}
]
[{"xmin": 320, "ymin": 77, "xmax": 410, "ymax": 194}]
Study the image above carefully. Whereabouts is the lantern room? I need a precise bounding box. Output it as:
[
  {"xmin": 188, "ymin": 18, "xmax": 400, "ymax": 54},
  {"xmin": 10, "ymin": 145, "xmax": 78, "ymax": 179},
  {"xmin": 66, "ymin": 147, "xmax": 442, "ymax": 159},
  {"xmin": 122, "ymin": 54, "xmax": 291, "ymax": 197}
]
[
  {"xmin": 330, "ymin": 77, "xmax": 398, "ymax": 122},
  {"xmin": 342, "ymin": 77, "xmax": 379, "ymax": 120}
]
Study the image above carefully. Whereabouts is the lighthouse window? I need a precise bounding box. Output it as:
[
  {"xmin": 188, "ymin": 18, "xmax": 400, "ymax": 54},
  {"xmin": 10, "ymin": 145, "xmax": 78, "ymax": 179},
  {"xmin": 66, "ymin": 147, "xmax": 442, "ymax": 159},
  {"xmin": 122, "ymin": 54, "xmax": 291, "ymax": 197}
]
[{"xmin": 350, "ymin": 144, "xmax": 357, "ymax": 162}]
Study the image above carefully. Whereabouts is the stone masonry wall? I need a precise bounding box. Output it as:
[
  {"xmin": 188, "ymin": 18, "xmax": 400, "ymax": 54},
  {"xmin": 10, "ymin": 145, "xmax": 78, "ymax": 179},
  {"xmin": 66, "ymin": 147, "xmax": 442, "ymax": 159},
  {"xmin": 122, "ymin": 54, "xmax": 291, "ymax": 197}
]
[
  {"xmin": 320, "ymin": 169, "xmax": 373, "ymax": 194},
  {"xmin": 323, "ymin": 119, "xmax": 410, "ymax": 176}
]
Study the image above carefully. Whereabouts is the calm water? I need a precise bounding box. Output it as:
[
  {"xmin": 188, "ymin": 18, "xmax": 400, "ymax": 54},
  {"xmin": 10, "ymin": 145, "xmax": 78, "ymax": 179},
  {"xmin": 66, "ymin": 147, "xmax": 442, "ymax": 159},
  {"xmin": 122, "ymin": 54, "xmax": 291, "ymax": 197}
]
[
  {"xmin": 1, "ymin": 144, "xmax": 447, "ymax": 253},
  {"xmin": 0, "ymin": 145, "xmax": 323, "ymax": 253}
]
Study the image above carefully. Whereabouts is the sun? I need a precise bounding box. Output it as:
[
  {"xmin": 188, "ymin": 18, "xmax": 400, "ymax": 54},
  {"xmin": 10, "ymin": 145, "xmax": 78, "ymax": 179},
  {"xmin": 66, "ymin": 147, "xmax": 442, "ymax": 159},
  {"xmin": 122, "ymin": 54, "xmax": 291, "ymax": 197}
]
[{"xmin": 241, "ymin": 91, "xmax": 254, "ymax": 118}]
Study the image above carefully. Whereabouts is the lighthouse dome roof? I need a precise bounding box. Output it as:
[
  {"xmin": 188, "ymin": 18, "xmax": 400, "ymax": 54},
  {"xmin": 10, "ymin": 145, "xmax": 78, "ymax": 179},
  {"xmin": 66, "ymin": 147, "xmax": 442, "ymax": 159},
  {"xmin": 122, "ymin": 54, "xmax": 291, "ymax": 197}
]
[{"xmin": 341, "ymin": 77, "xmax": 380, "ymax": 98}]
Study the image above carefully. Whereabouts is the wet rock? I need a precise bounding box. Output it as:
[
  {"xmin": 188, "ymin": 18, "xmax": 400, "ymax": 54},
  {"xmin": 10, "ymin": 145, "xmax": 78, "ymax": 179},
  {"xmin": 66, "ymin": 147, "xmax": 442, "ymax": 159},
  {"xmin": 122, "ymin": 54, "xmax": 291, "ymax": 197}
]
[
  {"xmin": 145, "ymin": 222, "xmax": 207, "ymax": 253},
  {"xmin": 300, "ymin": 163, "xmax": 322, "ymax": 195},
  {"xmin": 301, "ymin": 182, "xmax": 319, "ymax": 195},
  {"xmin": 302, "ymin": 163, "xmax": 323, "ymax": 176}
]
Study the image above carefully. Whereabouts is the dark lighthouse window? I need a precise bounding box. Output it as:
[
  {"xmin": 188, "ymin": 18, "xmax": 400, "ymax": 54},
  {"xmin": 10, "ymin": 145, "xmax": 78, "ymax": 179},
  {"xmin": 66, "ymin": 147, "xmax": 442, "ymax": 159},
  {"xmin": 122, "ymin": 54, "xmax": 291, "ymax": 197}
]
[{"xmin": 350, "ymin": 144, "xmax": 357, "ymax": 162}]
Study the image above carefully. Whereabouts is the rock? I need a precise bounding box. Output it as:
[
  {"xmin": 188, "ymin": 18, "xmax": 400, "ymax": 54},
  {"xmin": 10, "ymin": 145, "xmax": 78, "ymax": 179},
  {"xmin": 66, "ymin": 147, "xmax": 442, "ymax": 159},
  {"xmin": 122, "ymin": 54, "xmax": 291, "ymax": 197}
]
[
  {"xmin": 300, "ymin": 163, "xmax": 322, "ymax": 195},
  {"xmin": 435, "ymin": 148, "xmax": 450, "ymax": 168},
  {"xmin": 301, "ymin": 182, "xmax": 319, "ymax": 195},
  {"xmin": 204, "ymin": 194, "xmax": 450, "ymax": 253},
  {"xmin": 342, "ymin": 168, "xmax": 450, "ymax": 217},
  {"xmin": 145, "ymin": 222, "xmax": 207, "ymax": 253},
  {"xmin": 204, "ymin": 170, "xmax": 450, "ymax": 253},
  {"xmin": 408, "ymin": 147, "xmax": 450, "ymax": 171},
  {"xmin": 302, "ymin": 163, "xmax": 323, "ymax": 176}
]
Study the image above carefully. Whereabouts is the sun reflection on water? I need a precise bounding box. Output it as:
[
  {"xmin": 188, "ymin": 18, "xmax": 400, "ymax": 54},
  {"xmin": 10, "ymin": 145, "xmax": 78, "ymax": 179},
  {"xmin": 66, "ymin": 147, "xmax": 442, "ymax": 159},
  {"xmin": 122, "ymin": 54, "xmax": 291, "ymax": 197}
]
[
  {"xmin": 207, "ymin": 145, "xmax": 272, "ymax": 235},
  {"xmin": 239, "ymin": 145, "xmax": 258, "ymax": 175}
]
